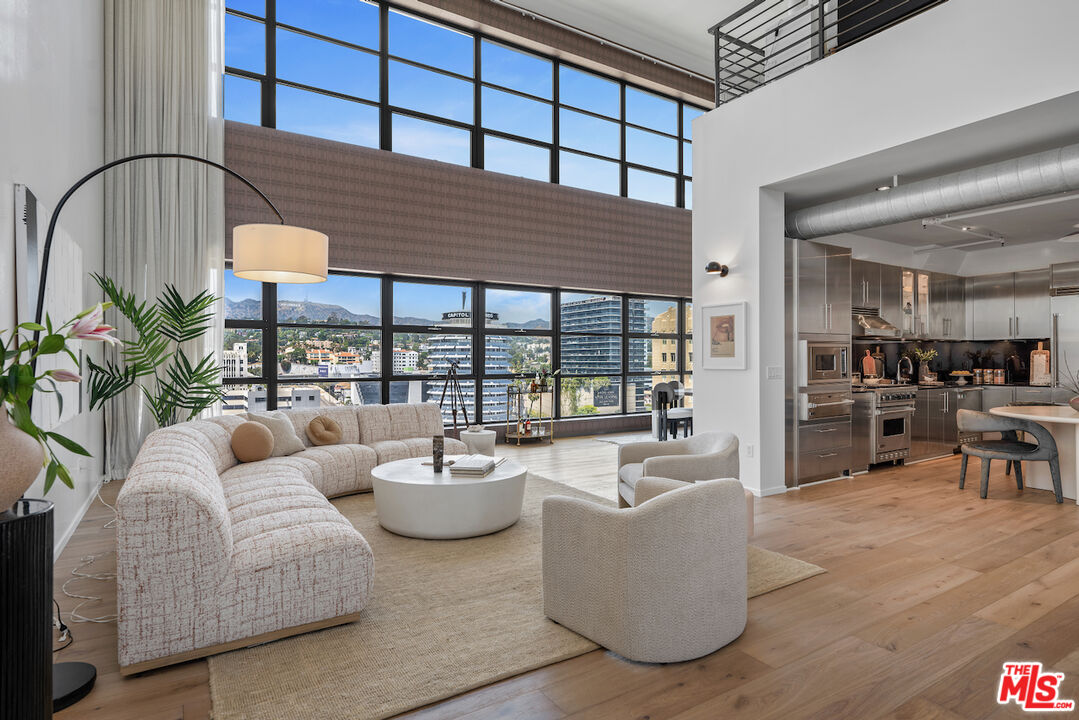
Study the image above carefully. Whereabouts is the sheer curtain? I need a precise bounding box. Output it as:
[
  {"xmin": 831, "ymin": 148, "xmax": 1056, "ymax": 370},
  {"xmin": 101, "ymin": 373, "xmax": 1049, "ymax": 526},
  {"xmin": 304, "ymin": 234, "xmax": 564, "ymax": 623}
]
[{"xmin": 103, "ymin": 0, "xmax": 225, "ymax": 479}]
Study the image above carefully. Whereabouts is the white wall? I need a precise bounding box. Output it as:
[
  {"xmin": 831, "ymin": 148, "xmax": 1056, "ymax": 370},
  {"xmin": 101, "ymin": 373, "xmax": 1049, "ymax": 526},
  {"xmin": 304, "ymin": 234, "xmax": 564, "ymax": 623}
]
[
  {"xmin": 693, "ymin": 0, "xmax": 1079, "ymax": 495},
  {"xmin": 0, "ymin": 0, "xmax": 105, "ymax": 554}
]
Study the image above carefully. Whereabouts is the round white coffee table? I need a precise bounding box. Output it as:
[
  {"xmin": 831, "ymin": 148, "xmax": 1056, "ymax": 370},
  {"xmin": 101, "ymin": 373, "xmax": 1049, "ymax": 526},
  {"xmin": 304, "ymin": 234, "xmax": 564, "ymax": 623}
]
[{"xmin": 371, "ymin": 456, "xmax": 527, "ymax": 539}]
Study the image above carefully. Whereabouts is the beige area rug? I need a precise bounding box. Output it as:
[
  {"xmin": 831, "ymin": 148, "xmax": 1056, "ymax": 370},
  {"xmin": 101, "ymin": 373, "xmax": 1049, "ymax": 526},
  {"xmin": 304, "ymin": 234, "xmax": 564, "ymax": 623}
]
[
  {"xmin": 208, "ymin": 475, "xmax": 824, "ymax": 720},
  {"xmin": 747, "ymin": 545, "xmax": 826, "ymax": 597}
]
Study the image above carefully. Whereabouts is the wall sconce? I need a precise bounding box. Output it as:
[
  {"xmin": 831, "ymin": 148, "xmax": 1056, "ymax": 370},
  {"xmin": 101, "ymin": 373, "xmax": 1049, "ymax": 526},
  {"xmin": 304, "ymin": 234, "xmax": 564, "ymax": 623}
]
[{"xmin": 704, "ymin": 261, "xmax": 729, "ymax": 276}]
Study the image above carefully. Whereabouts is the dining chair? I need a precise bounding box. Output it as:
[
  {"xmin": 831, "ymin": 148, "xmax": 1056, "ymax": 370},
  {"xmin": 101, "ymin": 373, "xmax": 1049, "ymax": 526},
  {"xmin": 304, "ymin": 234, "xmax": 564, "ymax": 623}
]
[
  {"xmin": 653, "ymin": 382, "xmax": 692, "ymax": 440},
  {"xmin": 956, "ymin": 409, "xmax": 1063, "ymax": 503}
]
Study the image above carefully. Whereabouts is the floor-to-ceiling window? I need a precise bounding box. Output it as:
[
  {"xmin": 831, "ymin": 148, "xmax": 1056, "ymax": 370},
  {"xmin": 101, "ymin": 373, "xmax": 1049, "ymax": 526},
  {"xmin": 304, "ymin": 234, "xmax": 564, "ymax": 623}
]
[
  {"xmin": 224, "ymin": 268, "xmax": 691, "ymax": 424},
  {"xmin": 223, "ymin": 0, "xmax": 706, "ymax": 208}
]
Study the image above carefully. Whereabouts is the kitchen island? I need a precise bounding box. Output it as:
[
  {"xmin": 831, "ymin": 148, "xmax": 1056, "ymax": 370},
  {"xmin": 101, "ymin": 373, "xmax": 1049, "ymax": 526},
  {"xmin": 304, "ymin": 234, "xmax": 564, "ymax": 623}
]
[{"xmin": 989, "ymin": 405, "xmax": 1079, "ymax": 503}]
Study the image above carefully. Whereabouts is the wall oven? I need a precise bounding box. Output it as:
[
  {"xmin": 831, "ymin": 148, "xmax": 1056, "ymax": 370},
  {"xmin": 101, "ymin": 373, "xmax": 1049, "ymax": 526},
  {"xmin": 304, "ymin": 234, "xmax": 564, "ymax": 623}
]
[
  {"xmin": 799, "ymin": 389, "xmax": 854, "ymax": 422},
  {"xmin": 799, "ymin": 340, "xmax": 850, "ymax": 385}
]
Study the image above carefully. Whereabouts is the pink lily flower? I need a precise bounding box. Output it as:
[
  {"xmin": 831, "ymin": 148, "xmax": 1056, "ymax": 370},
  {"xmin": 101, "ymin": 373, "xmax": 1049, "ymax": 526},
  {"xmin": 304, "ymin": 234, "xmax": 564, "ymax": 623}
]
[
  {"xmin": 68, "ymin": 304, "xmax": 104, "ymax": 338},
  {"xmin": 48, "ymin": 369, "xmax": 82, "ymax": 383},
  {"xmin": 80, "ymin": 324, "xmax": 120, "ymax": 345}
]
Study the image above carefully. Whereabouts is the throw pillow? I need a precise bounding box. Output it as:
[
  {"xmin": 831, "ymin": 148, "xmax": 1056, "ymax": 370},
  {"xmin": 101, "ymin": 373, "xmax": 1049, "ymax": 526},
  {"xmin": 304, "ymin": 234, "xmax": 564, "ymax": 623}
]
[
  {"xmin": 231, "ymin": 421, "xmax": 275, "ymax": 463},
  {"xmin": 247, "ymin": 411, "xmax": 305, "ymax": 457},
  {"xmin": 307, "ymin": 415, "xmax": 343, "ymax": 446}
]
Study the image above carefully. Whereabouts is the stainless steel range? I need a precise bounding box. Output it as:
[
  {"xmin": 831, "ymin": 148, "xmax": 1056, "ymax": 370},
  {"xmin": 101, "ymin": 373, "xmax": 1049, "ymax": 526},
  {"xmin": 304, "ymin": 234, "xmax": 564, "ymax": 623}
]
[{"xmin": 852, "ymin": 386, "xmax": 917, "ymax": 468}]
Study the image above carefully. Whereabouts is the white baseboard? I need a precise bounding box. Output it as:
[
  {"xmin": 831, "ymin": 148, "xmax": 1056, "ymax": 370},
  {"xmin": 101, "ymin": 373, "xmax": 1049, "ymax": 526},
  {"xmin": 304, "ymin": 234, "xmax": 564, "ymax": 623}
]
[
  {"xmin": 756, "ymin": 485, "xmax": 788, "ymax": 497},
  {"xmin": 53, "ymin": 474, "xmax": 106, "ymax": 561}
]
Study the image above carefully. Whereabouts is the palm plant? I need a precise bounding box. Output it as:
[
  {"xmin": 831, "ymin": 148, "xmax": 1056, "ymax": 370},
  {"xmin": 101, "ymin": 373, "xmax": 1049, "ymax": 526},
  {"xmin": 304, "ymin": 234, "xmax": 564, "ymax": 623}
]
[{"xmin": 85, "ymin": 273, "xmax": 224, "ymax": 427}]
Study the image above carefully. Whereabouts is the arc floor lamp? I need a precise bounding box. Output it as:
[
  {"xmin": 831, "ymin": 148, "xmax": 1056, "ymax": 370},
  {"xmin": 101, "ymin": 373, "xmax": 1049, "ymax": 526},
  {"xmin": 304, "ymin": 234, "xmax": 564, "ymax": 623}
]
[{"xmin": 10, "ymin": 152, "xmax": 326, "ymax": 718}]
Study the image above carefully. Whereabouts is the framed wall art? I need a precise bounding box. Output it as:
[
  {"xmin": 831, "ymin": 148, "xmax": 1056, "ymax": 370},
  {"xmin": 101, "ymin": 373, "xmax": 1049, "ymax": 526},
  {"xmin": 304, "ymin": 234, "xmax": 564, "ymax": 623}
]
[{"xmin": 701, "ymin": 301, "xmax": 746, "ymax": 370}]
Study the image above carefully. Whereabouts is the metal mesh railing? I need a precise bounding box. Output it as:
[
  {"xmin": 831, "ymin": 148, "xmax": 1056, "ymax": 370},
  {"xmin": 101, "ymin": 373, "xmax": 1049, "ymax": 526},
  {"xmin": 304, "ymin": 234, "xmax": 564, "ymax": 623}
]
[{"xmin": 709, "ymin": 0, "xmax": 947, "ymax": 105}]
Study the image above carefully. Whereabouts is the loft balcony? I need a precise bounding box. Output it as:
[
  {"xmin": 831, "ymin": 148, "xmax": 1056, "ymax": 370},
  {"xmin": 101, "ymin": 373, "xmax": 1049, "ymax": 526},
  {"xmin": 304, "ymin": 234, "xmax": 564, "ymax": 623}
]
[{"xmin": 709, "ymin": 0, "xmax": 947, "ymax": 105}]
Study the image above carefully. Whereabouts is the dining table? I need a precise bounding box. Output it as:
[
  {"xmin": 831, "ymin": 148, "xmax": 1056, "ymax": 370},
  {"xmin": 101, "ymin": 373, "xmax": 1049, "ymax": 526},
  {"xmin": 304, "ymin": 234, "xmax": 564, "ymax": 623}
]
[{"xmin": 989, "ymin": 405, "xmax": 1079, "ymax": 503}]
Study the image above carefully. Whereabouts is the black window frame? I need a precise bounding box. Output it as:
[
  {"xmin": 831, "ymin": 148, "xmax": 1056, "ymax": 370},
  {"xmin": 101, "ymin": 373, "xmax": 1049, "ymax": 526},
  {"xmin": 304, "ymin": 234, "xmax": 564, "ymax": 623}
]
[
  {"xmin": 223, "ymin": 0, "xmax": 704, "ymax": 208},
  {"xmin": 223, "ymin": 266, "xmax": 691, "ymax": 424}
]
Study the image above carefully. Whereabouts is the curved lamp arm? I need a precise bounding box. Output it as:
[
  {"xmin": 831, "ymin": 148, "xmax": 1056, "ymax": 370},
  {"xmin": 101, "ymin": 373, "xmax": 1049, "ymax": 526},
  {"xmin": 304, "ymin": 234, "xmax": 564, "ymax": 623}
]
[{"xmin": 33, "ymin": 152, "xmax": 285, "ymax": 328}]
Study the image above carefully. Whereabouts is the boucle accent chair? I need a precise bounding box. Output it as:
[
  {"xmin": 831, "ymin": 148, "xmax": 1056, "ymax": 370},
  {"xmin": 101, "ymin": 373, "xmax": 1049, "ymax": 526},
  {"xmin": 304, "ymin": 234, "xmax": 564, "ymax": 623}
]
[
  {"xmin": 616, "ymin": 431, "xmax": 753, "ymax": 537},
  {"xmin": 117, "ymin": 403, "xmax": 466, "ymax": 674},
  {"xmin": 542, "ymin": 478, "xmax": 748, "ymax": 663}
]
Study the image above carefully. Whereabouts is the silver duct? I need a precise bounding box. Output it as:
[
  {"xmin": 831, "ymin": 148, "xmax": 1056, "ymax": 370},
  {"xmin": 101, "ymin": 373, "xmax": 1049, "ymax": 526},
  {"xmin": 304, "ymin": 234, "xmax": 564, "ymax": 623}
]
[{"xmin": 785, "ymin": 142, "xmax": 1079, "ymax": 239}]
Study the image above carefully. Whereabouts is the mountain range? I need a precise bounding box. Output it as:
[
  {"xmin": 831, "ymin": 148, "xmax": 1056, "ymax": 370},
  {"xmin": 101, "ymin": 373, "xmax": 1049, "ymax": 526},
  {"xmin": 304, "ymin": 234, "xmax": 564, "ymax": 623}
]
[{"xmin": 227, "ymin": 298, "xmax": 547, "ymax": 329}]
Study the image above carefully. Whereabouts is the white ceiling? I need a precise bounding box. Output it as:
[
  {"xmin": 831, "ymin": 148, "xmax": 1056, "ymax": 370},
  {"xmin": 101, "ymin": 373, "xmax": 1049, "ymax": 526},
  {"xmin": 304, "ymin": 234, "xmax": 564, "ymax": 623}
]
[
  {"xmin": 855, "ymin": 193, "xmax": 1079, "ymax": 249},
  {"xmin": 501, "ymin": 0, "xmax": 742, "ymax": 78},
  {"xmin": 777, "ymin": 91, "xmax": 1079, "ymax": 250}
]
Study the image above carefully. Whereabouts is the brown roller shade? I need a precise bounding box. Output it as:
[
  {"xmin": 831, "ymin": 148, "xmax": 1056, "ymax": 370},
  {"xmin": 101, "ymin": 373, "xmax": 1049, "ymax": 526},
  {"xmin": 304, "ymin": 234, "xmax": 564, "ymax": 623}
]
[{"xmin": 224, "ymin": 122, "xmax": 691, "ymax": 297}]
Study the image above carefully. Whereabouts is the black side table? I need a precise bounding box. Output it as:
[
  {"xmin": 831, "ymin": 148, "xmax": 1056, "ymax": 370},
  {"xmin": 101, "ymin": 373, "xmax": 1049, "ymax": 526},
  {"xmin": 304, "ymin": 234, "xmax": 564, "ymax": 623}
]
[
  {"xmin": 0, "ymin": 499, "xmax": 96, "ymax": 719},
  {"xmin": 1, "ymin": 499, "xmax": 54, "ymax": 719}
]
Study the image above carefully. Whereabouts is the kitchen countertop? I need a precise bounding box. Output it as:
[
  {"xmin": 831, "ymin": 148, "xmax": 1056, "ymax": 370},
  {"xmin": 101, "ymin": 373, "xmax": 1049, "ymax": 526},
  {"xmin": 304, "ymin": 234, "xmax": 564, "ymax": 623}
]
[{"xmin": 853, "ymin": 382, "xmax": 1053, "ymax": 391}]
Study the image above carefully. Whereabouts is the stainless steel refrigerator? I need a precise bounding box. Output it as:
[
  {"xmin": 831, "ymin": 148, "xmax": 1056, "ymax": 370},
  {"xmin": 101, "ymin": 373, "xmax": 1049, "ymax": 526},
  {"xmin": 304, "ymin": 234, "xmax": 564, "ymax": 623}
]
[{"xmin": 1051, "ymin": 261, "xmax": 1079, "ymax": 403}]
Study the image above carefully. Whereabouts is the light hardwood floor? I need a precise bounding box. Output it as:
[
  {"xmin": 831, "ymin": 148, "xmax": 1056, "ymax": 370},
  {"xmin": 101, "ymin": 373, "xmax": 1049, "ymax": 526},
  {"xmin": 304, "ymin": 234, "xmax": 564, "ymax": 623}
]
[{"xmin": 54, "ymin": 437, "xmax": 1079, "ymax": 720}]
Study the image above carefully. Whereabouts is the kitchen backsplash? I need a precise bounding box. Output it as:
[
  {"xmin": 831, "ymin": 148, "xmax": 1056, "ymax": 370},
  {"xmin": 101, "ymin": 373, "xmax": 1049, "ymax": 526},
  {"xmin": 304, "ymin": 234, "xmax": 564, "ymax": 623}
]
[{"xmin": 853, "ymin": 338, "xmax": 1051, "ymax": 383}]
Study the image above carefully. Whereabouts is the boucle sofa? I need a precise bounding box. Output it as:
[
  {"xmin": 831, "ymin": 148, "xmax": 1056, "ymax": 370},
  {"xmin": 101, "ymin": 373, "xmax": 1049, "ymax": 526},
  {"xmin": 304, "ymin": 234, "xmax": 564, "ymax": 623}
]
[{"xmin": 117, "ymin": 402, "xmax": 466, "ymax": 674}]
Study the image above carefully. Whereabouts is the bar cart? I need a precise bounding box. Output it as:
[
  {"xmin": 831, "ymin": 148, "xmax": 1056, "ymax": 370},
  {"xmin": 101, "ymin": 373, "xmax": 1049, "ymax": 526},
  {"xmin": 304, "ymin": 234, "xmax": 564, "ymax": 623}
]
[{"xmin": 505, "ymin": 383, "xmax": 554, "ymax": 445}]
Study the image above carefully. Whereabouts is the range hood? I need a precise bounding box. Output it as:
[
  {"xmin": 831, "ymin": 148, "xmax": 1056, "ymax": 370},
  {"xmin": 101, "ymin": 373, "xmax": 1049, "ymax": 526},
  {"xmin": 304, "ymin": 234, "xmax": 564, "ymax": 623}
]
[{"xmin": 852, "ymin": 307, "xmax": 900, "ymax": 338}]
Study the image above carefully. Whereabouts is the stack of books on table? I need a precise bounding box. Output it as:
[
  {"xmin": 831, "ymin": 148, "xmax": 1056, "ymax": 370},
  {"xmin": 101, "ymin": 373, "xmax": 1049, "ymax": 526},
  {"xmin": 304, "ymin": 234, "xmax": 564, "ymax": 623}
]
[{"xmin": 449, "ymin": 454, "xmax": 506, "ymax": 478}]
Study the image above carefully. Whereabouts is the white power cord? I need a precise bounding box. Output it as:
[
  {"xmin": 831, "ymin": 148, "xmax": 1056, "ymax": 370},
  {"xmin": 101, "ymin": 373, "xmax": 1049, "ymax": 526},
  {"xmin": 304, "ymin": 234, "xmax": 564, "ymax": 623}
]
[
  {"xmin": 62, "ymin": 552, "xmax": 117, "ymax": 624},
  {"xmin": 58, "ymin": 486, "xmax": 121, "ymax": 624}
]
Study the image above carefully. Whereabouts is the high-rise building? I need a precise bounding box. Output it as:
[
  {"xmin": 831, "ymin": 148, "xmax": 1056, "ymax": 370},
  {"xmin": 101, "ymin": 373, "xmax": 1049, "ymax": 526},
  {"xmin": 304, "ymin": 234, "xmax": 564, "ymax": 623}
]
[
  {"xmin": 222, "ymin": 342, "xmax": 248, "ymax": 378},
  {"xmin": 392, "ymin": 349, "xmax": 419, "ymax": 373},
  {"xmin": 426, "ymin": 303, "xmax": 510, "ymax": 423}
]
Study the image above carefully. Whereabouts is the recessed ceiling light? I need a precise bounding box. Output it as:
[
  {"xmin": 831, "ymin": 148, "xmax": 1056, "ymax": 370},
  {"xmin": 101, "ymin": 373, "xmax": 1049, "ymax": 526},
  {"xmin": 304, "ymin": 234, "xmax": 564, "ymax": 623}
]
[
  {"xmin": 876, "ymin": 185, "xmax": 891, "ymax": 192},
  {"xmin": 961, "ymin": 226, "xmax": 974, "ymax": 231}
]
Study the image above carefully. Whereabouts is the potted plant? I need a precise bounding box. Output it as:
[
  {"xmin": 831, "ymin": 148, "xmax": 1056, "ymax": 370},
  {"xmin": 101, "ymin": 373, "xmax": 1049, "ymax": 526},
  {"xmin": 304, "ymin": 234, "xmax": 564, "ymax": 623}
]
[
  {"xmin": 909, "ymin": 347, "xmax": 939, "ymax": 384},
  {"xmin": 0, "ymin": 304, "xmax": 118, "ymax": 510},
  {"xmin": 535, "ymin": 365, "xmax": 560, "ymax": 391},
  {"xmin": 85, "ymin": 274, "xmax": 224, "ymax": 428}
]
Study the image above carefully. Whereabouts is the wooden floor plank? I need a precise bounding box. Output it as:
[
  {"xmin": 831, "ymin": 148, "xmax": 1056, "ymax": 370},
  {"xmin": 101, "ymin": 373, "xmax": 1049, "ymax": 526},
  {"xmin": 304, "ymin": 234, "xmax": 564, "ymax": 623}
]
[{"xmin": 49, "ymin": 437, "xmax": 1079, "ymax": 720}]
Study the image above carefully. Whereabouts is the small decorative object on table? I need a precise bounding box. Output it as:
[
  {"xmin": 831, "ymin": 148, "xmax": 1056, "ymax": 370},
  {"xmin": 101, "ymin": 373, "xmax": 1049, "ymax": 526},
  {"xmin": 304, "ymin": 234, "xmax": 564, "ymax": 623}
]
[{"xmin": 432, "ymin": 435, "xmax": 444, "ymax": 472}]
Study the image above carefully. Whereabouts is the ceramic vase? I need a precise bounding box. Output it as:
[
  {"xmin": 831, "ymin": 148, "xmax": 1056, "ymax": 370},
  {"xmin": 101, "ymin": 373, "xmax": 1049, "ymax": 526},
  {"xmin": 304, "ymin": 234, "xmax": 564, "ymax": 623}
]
[
  {"xmin": 0, "ymin": 405, "xmax": 44, "ymax": 512},
  {"xmin": 1070, "ymin": 397, "xmax": 1079, "ymax": 413}
]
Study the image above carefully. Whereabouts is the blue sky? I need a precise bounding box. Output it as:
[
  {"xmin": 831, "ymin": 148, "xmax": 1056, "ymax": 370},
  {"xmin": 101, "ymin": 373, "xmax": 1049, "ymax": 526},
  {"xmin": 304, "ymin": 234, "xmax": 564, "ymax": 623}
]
[{"xmin": 223, "ymin": 1, "xmax": 699, "ymax": 206}]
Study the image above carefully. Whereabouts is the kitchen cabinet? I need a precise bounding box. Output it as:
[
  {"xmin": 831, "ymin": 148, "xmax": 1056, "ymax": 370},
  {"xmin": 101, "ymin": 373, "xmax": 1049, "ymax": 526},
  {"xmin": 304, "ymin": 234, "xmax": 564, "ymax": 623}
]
[
  {"xmin": 879, "ymin": 265, "xmax": 903, "ymax": 331},
  {"xmin": 1013, "ymin": 268, "xmax": 1050, "ymax": 339},
  {"xmin": 929, "ymin": 273, "xmax": 966, "ymax": 339},
  {"xmin": 1013, "ymin": 386, "xmax": 1053, "ymax": 404},
  {"xmin": 798, "ymin": 241, "xmax": 851, "ymax": 334},
  {"xmin": 851, "ymin": 260, "xmax": 881, "ymax": 309},
  {"xmin": 980, "ymin": 386, "xmax": 1014, "ymax": 412},
  {"xmin": 969, "ymin": 270, "xmax": 1050, "ymax": 340},
  {"xmin": 954, "ymin": 388, "xmax": 983, "ymax": 443},
  {"xmin": 911, "ymin": 387, "xmax": 977, "ymax": 461},
  {"xmin": 901, "ymin": 269, "xmax": 931, "ymax": 337},
  {"xmin": 946, "ymin": 275, "xmax": 966, "ymax": 339},
  {"xmin": 969, "ymin": 273, "xmax": 1015, "ymax": 341}
]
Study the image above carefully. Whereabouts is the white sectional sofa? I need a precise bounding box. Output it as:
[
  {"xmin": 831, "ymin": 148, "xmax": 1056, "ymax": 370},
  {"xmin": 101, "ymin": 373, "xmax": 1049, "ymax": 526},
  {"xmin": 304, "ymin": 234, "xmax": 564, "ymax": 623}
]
[{"xmin": 117, "ymin": 402, "xmax": 466, "ymax": 674}]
